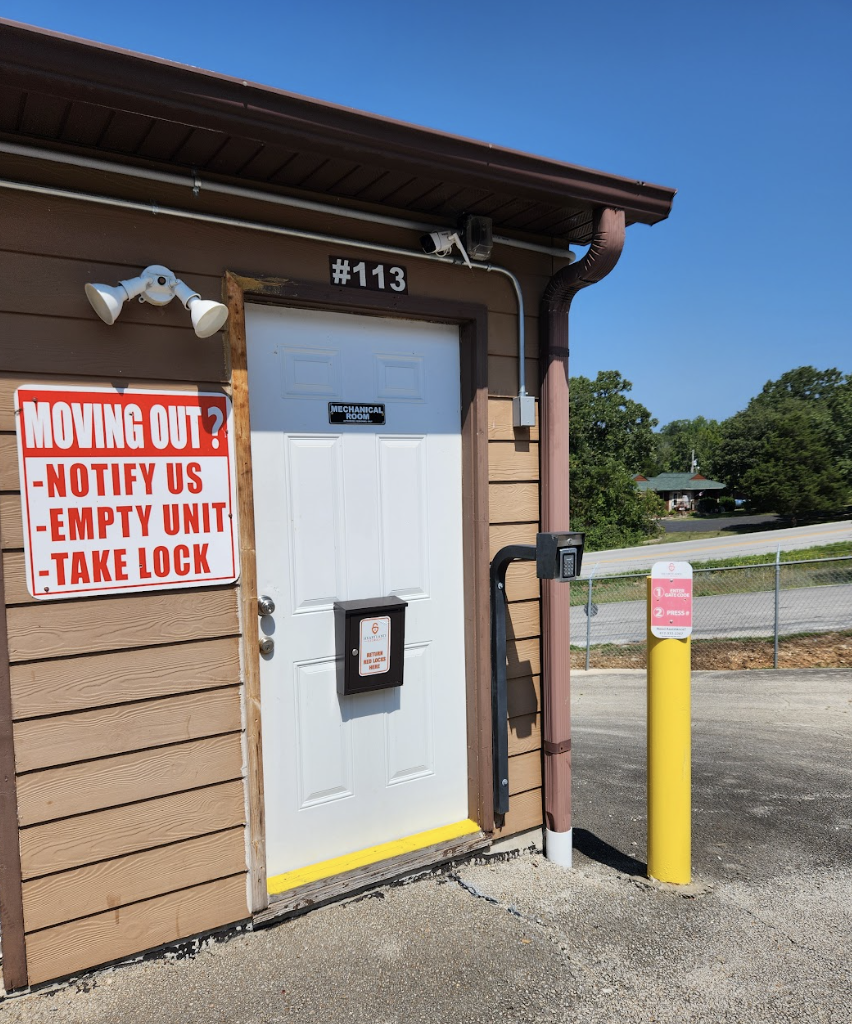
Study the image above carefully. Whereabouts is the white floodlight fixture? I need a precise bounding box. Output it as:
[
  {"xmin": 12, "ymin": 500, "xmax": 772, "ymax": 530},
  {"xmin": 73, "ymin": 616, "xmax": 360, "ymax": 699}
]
[
  {"xmin": 84, "ymin": 264, "xmax": 229, "ymax": 338},
  {"xmin": 84, "ymin": 273, "xmax": 149, "ymax": 325},
  {"xmin": 172, "ymin": 279, "xmax": 230, "ymax": 339}
]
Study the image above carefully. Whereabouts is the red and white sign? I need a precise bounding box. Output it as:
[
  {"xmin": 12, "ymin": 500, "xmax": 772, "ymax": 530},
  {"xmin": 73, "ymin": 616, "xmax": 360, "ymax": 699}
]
[
  {"xmin": 650, "ymin": 560, "xmax": 693, "ymax": 639},
  {"xmin": 359, "ymin": 615, "xmax": 391, "ymax": 676},
  {"xmin": 15, "ymin": 386, "xmax": 239, "ymax": 600}
]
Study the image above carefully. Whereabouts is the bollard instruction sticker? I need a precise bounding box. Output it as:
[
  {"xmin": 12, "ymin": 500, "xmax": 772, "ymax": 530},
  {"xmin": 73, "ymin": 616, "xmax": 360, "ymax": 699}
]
[
  {"xmin": 650, "ymin": 561, "xmax": 693, "ymax": 639},
  {"xmin": 15, "ymin": 386, "xmax": 239, "ymax": 600}
]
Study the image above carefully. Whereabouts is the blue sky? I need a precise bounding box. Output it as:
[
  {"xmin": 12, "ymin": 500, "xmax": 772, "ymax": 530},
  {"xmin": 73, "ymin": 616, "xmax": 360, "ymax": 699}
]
[{"xmin": 2, "ymin": 0, "xmax": 850, "ymax": 426}]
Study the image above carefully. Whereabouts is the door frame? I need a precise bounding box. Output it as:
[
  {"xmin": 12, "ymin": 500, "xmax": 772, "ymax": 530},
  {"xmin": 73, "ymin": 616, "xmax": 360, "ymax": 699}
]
[{"xmin": 223, "ymin": 272, "xmax": 493, "ymax": 914}]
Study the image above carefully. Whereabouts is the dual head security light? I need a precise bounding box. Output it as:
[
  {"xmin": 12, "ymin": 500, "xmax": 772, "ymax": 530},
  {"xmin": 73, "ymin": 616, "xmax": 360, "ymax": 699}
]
[{"xmin": 85, "ymin": 265, "xmax": 229, "ymax": 338}]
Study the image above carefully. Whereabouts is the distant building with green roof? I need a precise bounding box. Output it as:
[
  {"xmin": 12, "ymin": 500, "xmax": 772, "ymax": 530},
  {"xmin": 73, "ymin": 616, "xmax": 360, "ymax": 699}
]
[{"xmin": 633, "ymin": 472, "xmax": 727, "ymax": 512}]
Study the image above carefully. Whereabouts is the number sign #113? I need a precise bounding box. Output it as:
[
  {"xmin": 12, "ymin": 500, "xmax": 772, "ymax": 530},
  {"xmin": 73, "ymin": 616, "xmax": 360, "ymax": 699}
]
[{"xmin": 329, "ymin": 256, "xmax": 408, "ymax": 294}]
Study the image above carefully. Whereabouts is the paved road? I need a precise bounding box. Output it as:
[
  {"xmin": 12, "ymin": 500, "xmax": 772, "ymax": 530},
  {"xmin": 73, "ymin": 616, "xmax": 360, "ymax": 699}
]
[
  {"xmin": 4, "ymin": 670, "xmax": 850, "ymax": 1023},
  {"xmin": 571, "ymin": 583, "xmax": 852, "ymax": 646},
  {"xmin": 661, "ymin": 513, "xmax": 780, "ymax": 533},
  {"xmin": 583, "ymin": 518, "xmax": 850, "ymax": 575}
]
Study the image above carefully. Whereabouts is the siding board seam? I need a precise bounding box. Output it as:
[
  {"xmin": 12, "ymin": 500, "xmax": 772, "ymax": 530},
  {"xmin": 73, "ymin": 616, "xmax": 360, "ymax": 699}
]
[
  {"xmin": 16, "ymin": 766, "xmax": 244, "ymax": 826},
  {"xmin": 5, "ymin": 631, "xmax": 242, "ymax": 667},
  {"xmin": 21, "ymin": 796, "xmax": 247, "ymax": 881},
  {"xmin": 12, "ymin": 683, "xmax": 244, "ymax": 727},
  {"xmin": 16, "ymin": 722, "xmax": 244, "ymax": 777},
  {"xmin": 19, "ymin": 824, "xmax": 248, "ymax": 888},
  {"xmin": 24, "ymin": 868, "xmax": 247, "ymax": 937},
  {"xmin": 0, "ymin": 247, "xmax": 231, "ymax": 280}
]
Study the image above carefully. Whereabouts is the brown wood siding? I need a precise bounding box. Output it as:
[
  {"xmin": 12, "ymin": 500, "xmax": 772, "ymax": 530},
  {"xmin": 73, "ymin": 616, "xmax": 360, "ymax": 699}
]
[
  {"xmin": 0, "ymin": 187, "xmax": 546, "ymax": 986},
  {"xmin": 25, "ymin": 875, "xmax": 249, "ymax": 987},
  {"xmin": 1, "ymin": 348, "xmax": 249, "ymax": 977},
  {"xmin": 487, "ymin": 397, "xmax": 544, "ymax": 838}
]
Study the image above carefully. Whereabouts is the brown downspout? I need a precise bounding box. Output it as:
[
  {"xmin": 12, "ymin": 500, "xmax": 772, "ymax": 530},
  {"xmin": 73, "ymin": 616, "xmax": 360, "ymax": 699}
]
[{"xmin": 539, "ymin": 206, "xmax": 626, "ymax": 866}]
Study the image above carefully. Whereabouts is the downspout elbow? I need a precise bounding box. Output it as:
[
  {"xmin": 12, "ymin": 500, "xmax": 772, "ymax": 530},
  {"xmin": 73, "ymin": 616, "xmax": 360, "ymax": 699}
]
[{"xmin": 541, "ymin": 207, "xmax": 626, "ymax": 320}]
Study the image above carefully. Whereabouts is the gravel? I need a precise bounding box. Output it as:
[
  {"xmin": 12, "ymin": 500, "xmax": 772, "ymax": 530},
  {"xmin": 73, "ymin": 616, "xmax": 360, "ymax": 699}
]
[{"xmin": 1, "ymin": 668, "xmax": 849, "ymax": 1023}]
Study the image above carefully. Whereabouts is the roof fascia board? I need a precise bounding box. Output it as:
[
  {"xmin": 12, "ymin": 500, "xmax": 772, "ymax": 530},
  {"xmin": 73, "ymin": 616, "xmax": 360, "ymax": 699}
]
[{"xmin": 0, "ymin": 20, "xmax": 676, "ymax": 226}]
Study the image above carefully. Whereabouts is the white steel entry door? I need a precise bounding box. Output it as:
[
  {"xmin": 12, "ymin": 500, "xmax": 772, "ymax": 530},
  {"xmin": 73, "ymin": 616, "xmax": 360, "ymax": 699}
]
[{"xmin": 246, "ymin": 304, "xmax": 469, "ymax": 883}]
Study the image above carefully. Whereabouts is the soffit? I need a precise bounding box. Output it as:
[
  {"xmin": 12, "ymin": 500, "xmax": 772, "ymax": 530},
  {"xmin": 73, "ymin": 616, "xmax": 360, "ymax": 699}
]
[{"xmin": 0, "ymin": 21, "xmax": 676, "ymax": 246}]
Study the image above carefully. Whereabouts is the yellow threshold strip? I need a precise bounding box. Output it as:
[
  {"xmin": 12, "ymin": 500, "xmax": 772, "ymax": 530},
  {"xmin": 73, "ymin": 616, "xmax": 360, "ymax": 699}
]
[{"xmin": 267, "ymin": 818, "xmax": 481, "ymax": 895}]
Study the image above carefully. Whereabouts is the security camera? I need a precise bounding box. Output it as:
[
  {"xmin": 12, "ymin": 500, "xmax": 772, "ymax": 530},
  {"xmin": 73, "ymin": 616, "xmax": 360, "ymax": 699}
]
[
  {"xmin": 419, "ymin": 229, "xmax": 473, "ymax": 268},
  {"xmin": 420, "ymin": 230, "xmax": 458, "ymax": 257}
]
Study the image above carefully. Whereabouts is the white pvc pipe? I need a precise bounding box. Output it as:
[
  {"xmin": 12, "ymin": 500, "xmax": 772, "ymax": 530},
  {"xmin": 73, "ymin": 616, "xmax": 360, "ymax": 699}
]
[
  {"xmin": 545, "ymin": 827, "xmax": 573, "ymax": 868},
  {"xmin": 0, "ymin": 140, "xmax": 577, "ymax": 261}
]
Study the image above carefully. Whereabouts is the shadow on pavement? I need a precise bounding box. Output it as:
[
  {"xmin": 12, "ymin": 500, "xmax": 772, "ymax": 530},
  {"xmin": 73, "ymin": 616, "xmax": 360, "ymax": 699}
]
[{"xmin": 572, "ymin": 828, "xmax": 647, "ymax": 876}]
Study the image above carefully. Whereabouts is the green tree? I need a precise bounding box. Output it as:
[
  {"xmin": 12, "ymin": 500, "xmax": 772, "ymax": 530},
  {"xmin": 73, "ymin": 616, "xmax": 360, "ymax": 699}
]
[
  {"xmin": 569, "ymin": 371, "xmax": 663, "ymax": 549},
  {"xmin": 570, "ymin": 455, "xmax": 665, "ymax": 551},
  {"xmin": 569, "ymin": 371, "xmax": 658, "ymax": 472},
  {"xmin": 713, "ymin": 395, "xmax": 848, "ymax": 522},
  {"xmin": 654, "ymin": 416, "xmax": 722, "ymax": 475},
  {"xmin": 747, "ymin": 365, "xmax": 852, "ymax": 487},
  {"xmin": 754, "ymin": 365, "xmax": 847, "ymax": 405}
]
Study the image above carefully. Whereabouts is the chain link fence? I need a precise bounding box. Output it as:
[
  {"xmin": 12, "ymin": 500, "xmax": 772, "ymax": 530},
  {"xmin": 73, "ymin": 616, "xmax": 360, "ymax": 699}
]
[{"xmin": 570, "ymin": 556, "xmax": 852, "ymax": 670}]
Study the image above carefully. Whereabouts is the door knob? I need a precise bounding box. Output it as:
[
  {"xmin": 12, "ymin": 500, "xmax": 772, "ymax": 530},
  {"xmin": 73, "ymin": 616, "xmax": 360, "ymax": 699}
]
[
  {"xmin": 258, "ymin": 596, "xmax": 275, "ymax": 616},
  {"xmin": 259, "ymin": 636, "xmax": 274, "ymax": 656}
]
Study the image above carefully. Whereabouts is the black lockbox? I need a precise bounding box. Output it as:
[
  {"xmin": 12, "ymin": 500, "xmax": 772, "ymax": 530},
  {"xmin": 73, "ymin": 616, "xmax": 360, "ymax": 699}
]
[
  {"xmin": 334, "ymin": 596, "xmax": 408, "ymax": 695},
  {"xmin": 535, "ymin": 531, "xmax": 585, "ymax": 581}
]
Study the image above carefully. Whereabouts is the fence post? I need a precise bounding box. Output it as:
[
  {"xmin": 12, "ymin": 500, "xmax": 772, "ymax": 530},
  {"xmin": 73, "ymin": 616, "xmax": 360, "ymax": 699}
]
[
  {"xmin": 585, "ymin": 567, "xmax": 595, "ymax": 671},
  {"xmin": 773, "ymin": 543, "xmax": 781, "ymax": 669}
]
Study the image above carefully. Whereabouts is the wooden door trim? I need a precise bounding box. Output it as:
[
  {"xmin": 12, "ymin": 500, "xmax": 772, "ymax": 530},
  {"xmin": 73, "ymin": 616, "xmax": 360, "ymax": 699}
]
[{"xmin": 224, "ymin": 272, "xmax": 493, "ymax": 910}]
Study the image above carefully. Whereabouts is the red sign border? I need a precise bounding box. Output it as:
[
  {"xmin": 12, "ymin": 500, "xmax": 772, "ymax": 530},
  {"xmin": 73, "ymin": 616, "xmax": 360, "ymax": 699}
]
[{"xmin": 14, "ymin": 385, "xmax": 240, "ymax": 600}]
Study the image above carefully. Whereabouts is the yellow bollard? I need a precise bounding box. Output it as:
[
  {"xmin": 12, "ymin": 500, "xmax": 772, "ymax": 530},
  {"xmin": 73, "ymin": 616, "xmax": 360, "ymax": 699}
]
[{"xmin": 647, "ymin": 576, "xmax": 691, "ymax": 883}]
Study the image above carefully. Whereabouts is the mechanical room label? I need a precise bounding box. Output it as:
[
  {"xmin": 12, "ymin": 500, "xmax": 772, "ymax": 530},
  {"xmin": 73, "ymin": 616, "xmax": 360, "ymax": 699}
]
[
  {"xmin": 359, "ymin": 615, "xmax": 391, "ymax": 676},
  {"xmin": 14, "ymin": 386, "xmax": 239, "ymax": 600},
  {"xmin": 650, "ymin": 560, "xmax": 693, "ymax": 639},
  {"xmin": 328, "ymin": 403, "xmax": 385, "ymax": 425}
]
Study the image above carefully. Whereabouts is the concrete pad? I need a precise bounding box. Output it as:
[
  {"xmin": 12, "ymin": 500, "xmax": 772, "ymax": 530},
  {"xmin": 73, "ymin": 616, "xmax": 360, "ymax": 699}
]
[{"xmin": 1, "ymin": 669, "xmax": 849, "ymax": 1023}]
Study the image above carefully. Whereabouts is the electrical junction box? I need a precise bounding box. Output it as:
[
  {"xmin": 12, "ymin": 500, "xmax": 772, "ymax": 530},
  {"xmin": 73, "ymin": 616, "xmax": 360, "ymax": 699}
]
[
  {"xmin": 535, "ymin": 531, "xmax": 585, "ymax": 582},
  {"xmin": 461, "ymin": 215, "xmax": 493, "ymax": 261},
  {"xmin": 335, "ymin": 596, "xmax": 408, "ymax": 695},
  {"xmin": 512, "ymin": 393, "xmax": 536, "ymax": 428}
]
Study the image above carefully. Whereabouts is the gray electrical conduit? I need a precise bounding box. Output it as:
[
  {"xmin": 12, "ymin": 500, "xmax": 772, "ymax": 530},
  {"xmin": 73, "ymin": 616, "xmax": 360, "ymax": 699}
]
[
  {"xmin": 0, "ymin": 140, "xmax": 578, "ymax": 261},
  {"xmin": 0, "ymin": 174, "xmax": 539, "ymax": 397}
]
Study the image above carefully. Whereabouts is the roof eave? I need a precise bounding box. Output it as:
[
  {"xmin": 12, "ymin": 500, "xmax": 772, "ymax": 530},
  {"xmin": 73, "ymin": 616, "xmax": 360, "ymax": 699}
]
[{"xmin": 0, "ymin": 19, "xmax": 677, "ymax": 228}]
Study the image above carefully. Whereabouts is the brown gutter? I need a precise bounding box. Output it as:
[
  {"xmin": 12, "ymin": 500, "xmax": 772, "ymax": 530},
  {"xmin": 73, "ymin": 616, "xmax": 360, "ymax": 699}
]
[
  {"xmin": 0, "ymin": 20, "xmax": 677, "ymax": 228},
  {"xmin": 539, "ymin": 207, "xmax": 626, "ymax": 865}
]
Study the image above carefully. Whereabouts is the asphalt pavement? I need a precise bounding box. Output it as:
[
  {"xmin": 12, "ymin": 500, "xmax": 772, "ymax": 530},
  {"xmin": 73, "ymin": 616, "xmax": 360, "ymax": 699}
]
[
  {"xmin": 584, "ymin": 519, "xmax": 850, "ymax": 574},
  {"xmin": 2, "ymin": 669, "xmax": 850, "ymax": 1023},
  {"xmin": 662, "ymin": 513, "xmax": 780, "ymax": 533}
]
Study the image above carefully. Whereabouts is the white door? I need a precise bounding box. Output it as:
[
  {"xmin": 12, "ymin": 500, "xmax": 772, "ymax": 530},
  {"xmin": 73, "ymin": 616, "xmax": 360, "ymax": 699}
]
[{"xmin": 246, "ymin": 305, "xmax": 470, "ymax": 884}]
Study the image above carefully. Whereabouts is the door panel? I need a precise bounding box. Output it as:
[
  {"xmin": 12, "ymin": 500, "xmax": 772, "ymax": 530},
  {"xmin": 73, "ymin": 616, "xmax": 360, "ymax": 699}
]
[
  {"xmin": 246, "ymin": 305, "xmax": 468, "ymax": 881},
  {"xmin": 377, "ymin": 436, "xmax": 429, "ymax": 599},
  {"xmin": 384, "ymin": 643, "xmax": 434, "ymax": 785},
  {"xmin": 287, "ymin": 436, "xmax": 346, "ymax": 611},
  {"xmin": 294, "ymin": 658, "xmax": 354, "ymax": 808}
]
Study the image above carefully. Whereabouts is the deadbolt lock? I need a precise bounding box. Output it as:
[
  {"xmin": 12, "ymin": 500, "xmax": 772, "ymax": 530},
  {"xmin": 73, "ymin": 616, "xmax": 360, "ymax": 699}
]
[{"xmin": 259, "ymin": 636, "xmax": 274, "ymax": 656}]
